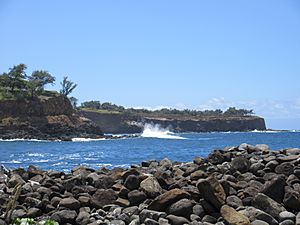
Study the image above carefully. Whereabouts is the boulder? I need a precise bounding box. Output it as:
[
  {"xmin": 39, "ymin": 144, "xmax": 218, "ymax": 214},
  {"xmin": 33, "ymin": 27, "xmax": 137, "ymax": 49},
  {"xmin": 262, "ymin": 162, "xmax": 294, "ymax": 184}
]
[
  {"xmin": 283, "ymin": 188, "xmax": 300, "ymax": 211},
  {"xmin": 50, "ymin": 209, "xmax": 77, "ymax": 224},
  {"xmin": 167, "ymin": 198, "xmax": 193, "ymax": 219},
  {"xmin": 197, "ymin": 176, "xmax": 226, "ymax": 210},
  {"xmin": 148, "ymin": 188, "xmax": 190, "ymax": 211},
  {"xmin": 91, "ymin": 189, "xmax": 117, "ymax": 208},
  {"xmin": 139, "ymin": 209, "xmax": 167, "ymax": 223},
  {"xmin": 261, "ymin": 175, "xmax": 286, "ymax": 203},
  {"xmin": 124, "ymin": 175, "xmax": 140, "ymax": 190},
  {"xmin": 240, "ymin": 207, "xmax": 278, "ymax": 225},
  {"xmin": 226, "ymin": 195, "xmax": 243, "ymax": 208},
  {"xmin": 128, "ymin": 190, "xmax": 147, "ymax": 205},
  {"xmin": 231, "ymin": 157, "xmax": 251, "ymax": 173},
  {"xmin": 140, "ymin": 176, "xmax": 163, "ymax": 198},
  {"xmin": 190, "ymin": 170, "xmax": 208, "ymax": 181},
  {"xmin": 220, "ymin": 205, "xmax": 250, "ymax": 225},
  {"xmin": 26, "ymin": 208, "xmax": 42, "ymax": 218},
  {"xmin": 251, "ymin": 220, "xmax": 269, "ymax": 225},
  {"xmin": 275, "ymin": 162, "xmax": 294, "ymax": 176},
  {"xmin": 279, "ymin": 211, "xmax": 296, "ymax": 222},
  {"xmin": 59, "ymin": 197, "xmax": 80, "ymax": 210},
  {"xmin": 145, "ymin": 218, "xmax": 159, "ymax": 225},
  {"xmin": 252, "ymin": 193, "xmax": 286, "ymax": 219},
  {"xmin": 166, "ymin": 215, "xmax": 190, "ymax": 225},
  {"xmin": 75, "ymin": 211, "xmax": 90, "ymax": 225}
]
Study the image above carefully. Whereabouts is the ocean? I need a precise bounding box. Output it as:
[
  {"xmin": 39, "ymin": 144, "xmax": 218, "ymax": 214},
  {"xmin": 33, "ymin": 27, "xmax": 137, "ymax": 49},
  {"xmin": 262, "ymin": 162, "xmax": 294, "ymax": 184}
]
[{"xmin": 1, "ymin": 125, "xmax": 300, "ymax": 172}]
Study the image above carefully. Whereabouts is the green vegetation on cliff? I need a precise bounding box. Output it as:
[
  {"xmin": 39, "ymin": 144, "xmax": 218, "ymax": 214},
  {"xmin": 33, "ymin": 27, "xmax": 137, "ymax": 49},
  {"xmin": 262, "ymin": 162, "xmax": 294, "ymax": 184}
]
[
  {"xmin": 0, "ymin": 64, "xmax": 76, "ymax": 101},
  {"xmin": 79, "ymin": 100, "xmax": 255, "ymax": 118}
]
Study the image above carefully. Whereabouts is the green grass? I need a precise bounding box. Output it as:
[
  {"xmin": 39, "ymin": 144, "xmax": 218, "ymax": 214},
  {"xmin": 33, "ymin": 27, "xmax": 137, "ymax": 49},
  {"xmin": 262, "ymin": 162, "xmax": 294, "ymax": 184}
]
[
  {"xmin": 0, "ymin": 88, "xmax": 60, "ymax": 101},
  {"xmin": 80, "ymin": 108, "xmax": 122, "ymax": 114}
]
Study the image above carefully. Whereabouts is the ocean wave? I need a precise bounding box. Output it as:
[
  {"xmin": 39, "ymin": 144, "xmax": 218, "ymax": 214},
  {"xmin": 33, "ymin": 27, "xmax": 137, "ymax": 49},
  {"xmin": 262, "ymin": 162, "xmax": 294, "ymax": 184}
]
[
  {"xmin": 141, "ymin": 123, "xmax": 187, "ymax": 140},
  {"xmin": 1, "ymin": 160, "xmax": 21, "ymax": 164},
  {"xmin": 32, "ymin": 159, "xmax": 49, "ymax": 163}
]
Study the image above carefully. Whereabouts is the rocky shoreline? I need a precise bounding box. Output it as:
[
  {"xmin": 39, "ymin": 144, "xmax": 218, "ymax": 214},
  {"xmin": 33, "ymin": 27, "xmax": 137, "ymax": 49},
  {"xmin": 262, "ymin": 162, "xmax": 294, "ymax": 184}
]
[{"xmin": 0, "ymin": 144, "xmax": 300, "ymax": 225}]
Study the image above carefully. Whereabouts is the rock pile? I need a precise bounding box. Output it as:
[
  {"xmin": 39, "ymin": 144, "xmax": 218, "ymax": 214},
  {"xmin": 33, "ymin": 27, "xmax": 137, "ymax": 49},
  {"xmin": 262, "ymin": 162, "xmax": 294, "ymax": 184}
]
[{"xmin": 0, "ymin": 143, "xmax": 300, "ymax": 225}]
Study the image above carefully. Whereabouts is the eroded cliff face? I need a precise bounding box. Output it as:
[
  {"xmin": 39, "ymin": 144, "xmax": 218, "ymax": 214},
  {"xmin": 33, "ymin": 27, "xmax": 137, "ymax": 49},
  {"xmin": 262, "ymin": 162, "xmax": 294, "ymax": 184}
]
[
  {"xmin": 79, "ymin": 111, "xmax": 266, "ymax": 134},
  {"xmin": 0, "ymin": 96, "xmax": 103, "ymax": 140},
  {"xmin": 0, "ymin": 95, "xmax": 74, "ymax": 117}
]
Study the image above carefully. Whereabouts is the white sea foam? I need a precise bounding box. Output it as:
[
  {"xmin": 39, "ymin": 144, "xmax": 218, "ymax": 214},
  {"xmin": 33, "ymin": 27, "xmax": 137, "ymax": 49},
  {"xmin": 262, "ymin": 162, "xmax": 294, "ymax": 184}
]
[
  {"xmin": 251, "ymin": 129, "xmax": 280, "ymax": 133},
  {"xmin": 1, "ymin": 160, "xmax": 21, "ymax": 164},
  {"xmin": 71, "ymin": 137, "xmax": 106, "ymax": 142},
  {"xmin": 141, "ymin": 123, "xmax": 186, "ymax": 139},
  {"xmin": 27, "ymin": 153, "xmax": 45, "ymax": 157},
  {"xmin": 32, "ymin": 159, "xmax": 49, "ymax": 163},
  {"xmin": 0, "ymin": 138, "xmax": 47, "ymax": 142}
]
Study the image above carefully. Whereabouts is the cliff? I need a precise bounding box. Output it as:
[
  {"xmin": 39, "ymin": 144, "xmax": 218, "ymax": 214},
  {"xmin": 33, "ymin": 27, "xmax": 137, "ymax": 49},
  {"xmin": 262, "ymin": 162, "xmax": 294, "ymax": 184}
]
[
  {"xmin": 0, "ymin": 95, "xmax": 104, "ymax": 140},
  {"xmin": 79, "ymin": 110, "xmax": 266, "ymax": 134}
]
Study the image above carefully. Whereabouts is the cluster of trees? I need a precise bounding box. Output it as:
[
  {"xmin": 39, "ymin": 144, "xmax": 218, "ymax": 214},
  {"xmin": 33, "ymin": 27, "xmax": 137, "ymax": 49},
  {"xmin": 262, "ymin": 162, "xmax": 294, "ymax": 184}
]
[
  {"xmin": 80, "ymin": 100, "xmax": 254, "ymax": 117},
  {"xmin": 80, "ymin": 101, "xmax": 125, "ymax": 112},
  {"xmin": 0, "ymin": 64, "xmax": 77, "ymax": 99}
]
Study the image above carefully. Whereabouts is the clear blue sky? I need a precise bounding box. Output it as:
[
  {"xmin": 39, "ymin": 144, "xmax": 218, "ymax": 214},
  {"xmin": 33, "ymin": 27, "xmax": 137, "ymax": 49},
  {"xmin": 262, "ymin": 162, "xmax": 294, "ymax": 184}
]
[{"xmin": 1, "ymin": 1, "xmax": 300, "ymax": 129}]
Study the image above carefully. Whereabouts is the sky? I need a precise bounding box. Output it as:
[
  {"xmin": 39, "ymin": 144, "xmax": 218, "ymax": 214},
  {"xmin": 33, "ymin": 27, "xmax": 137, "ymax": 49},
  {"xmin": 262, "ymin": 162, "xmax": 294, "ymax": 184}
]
[{"xmin": 0, "ymin": 1, "xmax": 300, "ymax": 130}]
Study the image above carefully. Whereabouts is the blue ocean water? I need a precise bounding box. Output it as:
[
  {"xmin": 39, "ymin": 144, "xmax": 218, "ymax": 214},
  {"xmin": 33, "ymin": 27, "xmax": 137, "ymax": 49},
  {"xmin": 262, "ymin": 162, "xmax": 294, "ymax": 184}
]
[{"xmin": 0, "ymin": 130, "xmax": 300, "ymax": 172}]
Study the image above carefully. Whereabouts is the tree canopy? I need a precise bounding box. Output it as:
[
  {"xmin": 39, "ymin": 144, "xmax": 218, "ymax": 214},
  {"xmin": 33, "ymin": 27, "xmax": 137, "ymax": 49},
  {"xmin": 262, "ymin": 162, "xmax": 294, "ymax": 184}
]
[
  {"xmin": 0, "ymin": 64, "xmax": 76, "ymax": 100},
  {"xmin": 80, "ymin": 101, "xmax": 254, "ymax": 117},
  {"xmin": 60, "ymin": 76, "xmax": 77, "ymax": 97}
]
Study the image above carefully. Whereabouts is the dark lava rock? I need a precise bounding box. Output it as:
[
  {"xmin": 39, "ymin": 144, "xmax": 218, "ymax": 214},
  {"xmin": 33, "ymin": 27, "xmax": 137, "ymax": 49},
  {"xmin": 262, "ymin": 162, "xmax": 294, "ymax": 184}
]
[
  {"xmin": 283, "ymin": 188, "xmax": 300, "ymax": 211},
  {"xmin": 11, "ymin": 209, "xmax": 26, "ymax": 221},
  {"xmin": 275, "ymin": 162, "xmax": 294, "ymax": 176},
  {"xmin": 94, "ymin": 175, "xmax": 115, "ymax": 189},
  {"xmin": 26, "ymin": 207, "xmax": 42, "ymax": 218},
  {"xmin": 279, "ymin": 211, "xmax": 296, "ymax": 222},
  {"xmin": 128, "ymin": 190, "xmax": 147, "ymax": 205},
  {"xmin": 124, "ymin": 174, "xmax": 140, "ymax": 190},
  {"xmin": 279, "ymin": 220, "xmax": 295, "ymax": 225},
  {"xmin": 252, "ymin": 193, "xmax": 286, "ymax": 219},
  {"xmin": 91, "ymin": 189, "xmax": 117, "ymax": 208},
  {"xmin": 59, "ymin": 197, "xmax": 80, "ymax": 210},
  {"xmin": 50, "ymin": 209, "xmax": 77, "ymax": 224},
  {"xmin": 262, "ymin": 175, "xmax": 286, "ymax": 203},
  {"xmin": 140, "ymin": 176, "xmax": 163, "ymax": 198},
  {"xmin": 231, "ymin": 157, "xmax": 251, "ymax": 173},
  {"xmin": 139, "ymin": 209, "xmax": 167, "ymax": 223},
  {"xmin": 226, "ymin": 195, "xmax": 243, "ymax": 208},
  {"xmin": 197, "ymin": 176, "xmax": 226, "ymax": 210},
  {"xmin": 167, "ymin": 198, "xmax": 193, "ymax": 219},
  {"xmin": 207, "ymin": 150, "xmax": 225, "ymax": 165},
  {"xmin": 27, "ymin": 165, "xmax": 44, "ymax": 178},
  {"xmin": 166, "ymin": 214, "xmax": 190, "ymax": 225},
  {"xmin": 148, "ymin": 188, "xmax": 190, "ymax": 211},
  {"xmin": 240, "ymin": 207, "xmax": 278, "ymax": 225},
  {"xmin": 75, "ymin": 211, "xmax": 90, "ymax": 225},
  {"xmin": 145, "ymin": 218, "xmax": 159, "ymax": 225}
]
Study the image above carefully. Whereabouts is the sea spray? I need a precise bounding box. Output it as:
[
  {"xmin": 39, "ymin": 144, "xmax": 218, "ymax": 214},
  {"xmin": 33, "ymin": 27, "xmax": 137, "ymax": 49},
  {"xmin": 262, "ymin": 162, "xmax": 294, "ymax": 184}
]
[{"xmin": 141, "ymin": 123, "xmax": 186, "ymax": 139}]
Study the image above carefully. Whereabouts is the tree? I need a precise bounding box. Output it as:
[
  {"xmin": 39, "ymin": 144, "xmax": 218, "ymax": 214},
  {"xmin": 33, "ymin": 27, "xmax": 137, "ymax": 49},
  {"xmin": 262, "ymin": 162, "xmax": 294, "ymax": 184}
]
[
  {"xmin": 69, "ymin": 97, "xmax": 78, "ymax": 108},
  {"xmin": 0, "ymin": 73, "xmax": 10, "ymax": 88},
  {"xmin": 27, "ymin": 70, "xmax": 55, "ymax": 97},
  {"xmin": 60, "ymin": 76, "xmax": 77, "ymax": 96},
  {"xmin": 7, "ymin": 64, "xmax": 27, "ymax": 92},
  {"xmin": 81, "ymin": 100, "xmax": 101, "ymax": 109},
  {"xmin": 30, "ymin": 70, "xmax": 55, "ymax": 89}
]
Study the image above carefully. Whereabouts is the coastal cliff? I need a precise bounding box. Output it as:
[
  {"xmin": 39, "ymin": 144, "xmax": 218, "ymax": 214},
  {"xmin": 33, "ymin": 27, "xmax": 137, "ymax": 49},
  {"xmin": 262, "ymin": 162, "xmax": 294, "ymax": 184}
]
[
  {"xmin": 0, "ymin": 95, "xmax": 103, "ymax": 140},
  {"xmin": 79, "ymin": 110, "xmax": 266, "ymax": 134}
]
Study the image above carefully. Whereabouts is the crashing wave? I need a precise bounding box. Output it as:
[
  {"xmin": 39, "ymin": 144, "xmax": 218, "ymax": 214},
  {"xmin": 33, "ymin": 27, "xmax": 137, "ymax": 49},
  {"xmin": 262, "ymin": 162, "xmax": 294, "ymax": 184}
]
[{"xmin": 141, "ymin": 123, "xmax": 186, "ymax": 139}]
